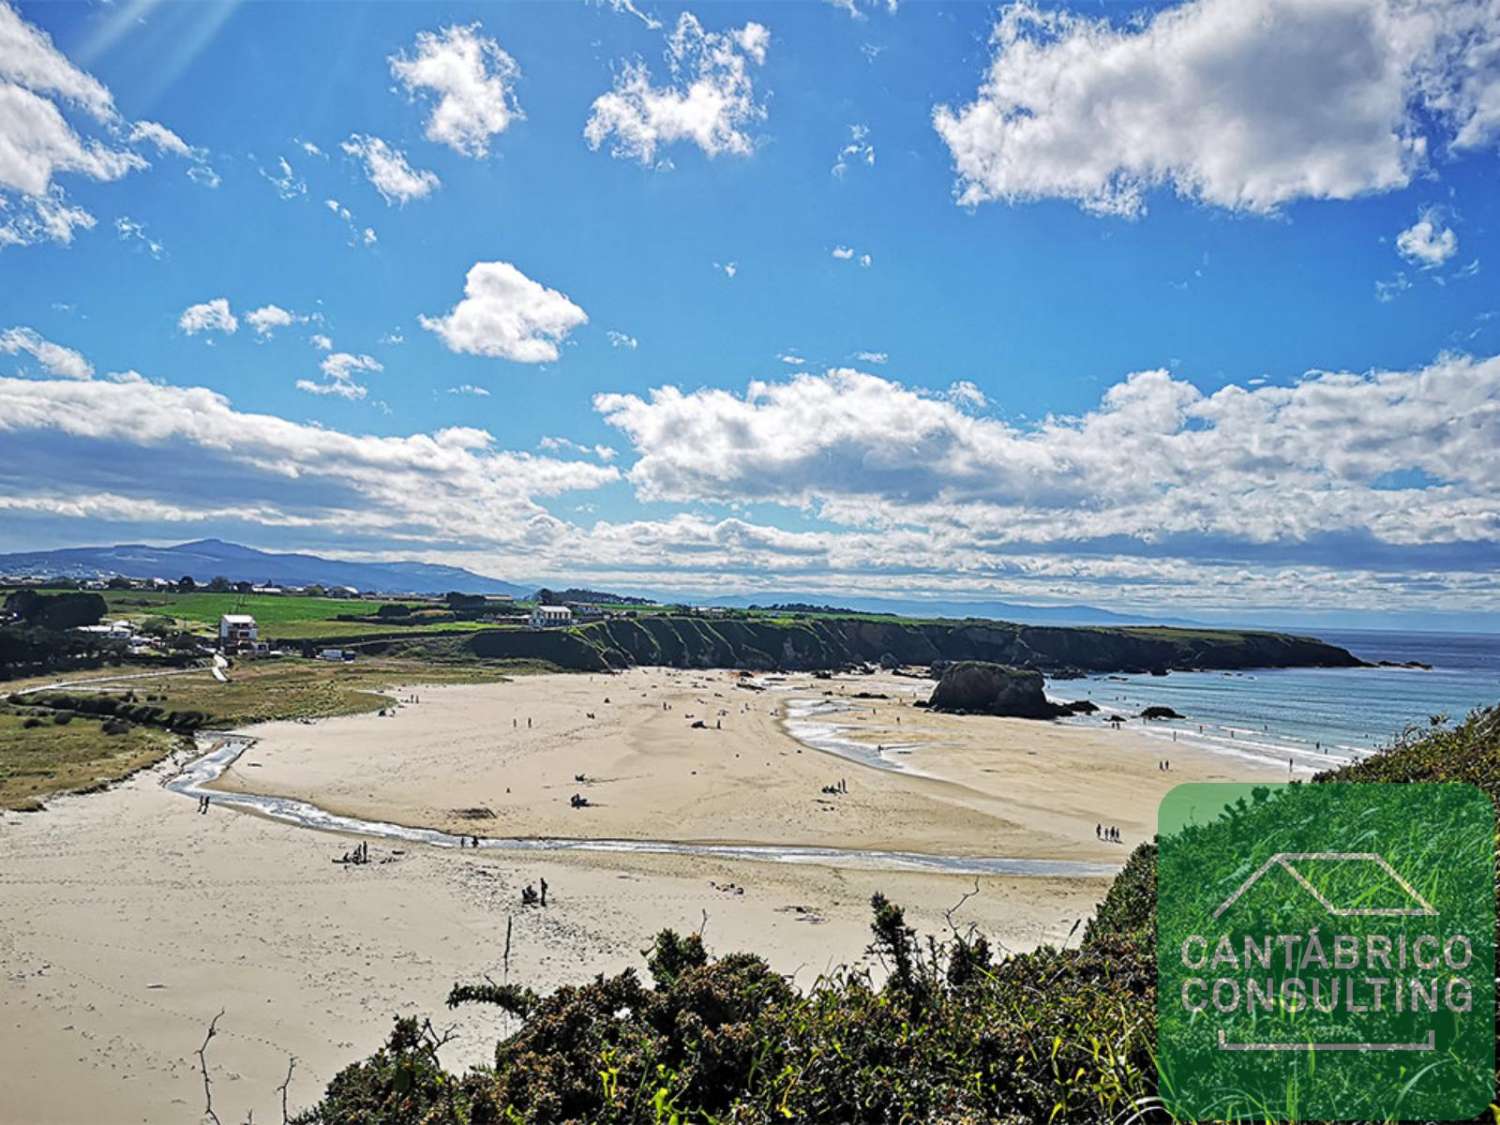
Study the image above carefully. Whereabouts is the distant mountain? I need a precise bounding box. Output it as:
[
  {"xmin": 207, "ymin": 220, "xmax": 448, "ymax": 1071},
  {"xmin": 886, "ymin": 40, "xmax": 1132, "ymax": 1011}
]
[
  {"xmin": 0, "ymin": 539, "xmax": 530, "ymax": 598},
  {"xmin": 677, "ymin": 591, "xmax": 1203, "ymax": 628}
]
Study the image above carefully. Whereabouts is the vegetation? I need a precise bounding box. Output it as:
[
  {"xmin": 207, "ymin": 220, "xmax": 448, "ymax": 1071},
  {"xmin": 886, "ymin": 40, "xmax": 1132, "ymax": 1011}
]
[
  {"xmin": 296, "ymin": 707, "xmax": 1500, "ymax": 1124},
  {"xmin": 0, "ymin": 705, "xmax": 182, "ymax": 810}
]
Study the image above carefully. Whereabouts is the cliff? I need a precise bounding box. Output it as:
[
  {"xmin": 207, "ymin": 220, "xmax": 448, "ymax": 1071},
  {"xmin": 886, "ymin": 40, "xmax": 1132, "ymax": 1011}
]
[{"xmin": 358, "ymin": 615, "xmax": 1365, "ymax": 677}]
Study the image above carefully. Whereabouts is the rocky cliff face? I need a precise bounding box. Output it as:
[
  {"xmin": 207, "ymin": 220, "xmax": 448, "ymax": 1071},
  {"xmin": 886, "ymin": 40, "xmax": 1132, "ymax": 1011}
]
[
  {"xmin": 377, "ymin": 615, "xmax": 1366, "ymax": 677},
  {"xmin": 926, "ymin": 663, "xmax": 1068, "ymax": 718}
]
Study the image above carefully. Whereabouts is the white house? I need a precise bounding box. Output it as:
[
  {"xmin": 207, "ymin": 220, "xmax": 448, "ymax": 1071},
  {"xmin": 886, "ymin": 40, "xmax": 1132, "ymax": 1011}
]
[
  {"xmin": 529, "ymin": 605, "xmax": 573, "ymax": 628},
  {"xmin": 219, "ymin": 614, "xmax": 258, "ymax": 651}
]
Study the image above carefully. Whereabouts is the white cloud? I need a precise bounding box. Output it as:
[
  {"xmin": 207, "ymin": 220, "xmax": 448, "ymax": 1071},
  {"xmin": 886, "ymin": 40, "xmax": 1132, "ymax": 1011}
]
[
  {"xmin": 246, "ymin": 304, "xmax": 302, "ymax": 337},
  {"xmin": 341, "ymin": 134, "xmax": 440, "ymax": 205},
  {"xmin": 420, "ymin": 260, "xmax": 588, "ymax": 363},
  {"xmin": 178, "ymin": 298, "xmax": 237, "ymax": 336},
  {"xmin": 0, "ymin": 2, "xmax": 114, "ymax": 118},
  {"xmin": 310, "ymin": 333, "xmax": 333, "ymax": 351},
  {"xmin": 0, "ymin": 325, "xmax": 92, "ymax": 378},
  {"xmin": 1396, "ymin": 208, "xmax": 1459, "ymax": 267},
  {"xmin": 594, "ymin": 355, "xmax": 1500, "ymax": 563},
  {"xmin": 114, "ymin": 215, "xmax": 162, "ymax": 258},
  {"xmin": 540, "ymin": 435, "xmax": 618, "ymax": 462},
  {"xmin": 300, "ymin": 140, "xmax": 324, "ymax": 157},
  {"xmin": 585, "ymin": 12, "xmax": 769, "ymax": 165},
  {"xmin": 831, "ymin": 123, "xmax": 874, "ymax": 177},
  {"xmin": 826, "ymin": 0, "xmax": 899, "ymax": 18},
  {"xmin": 0, "ymin": 372, "xmax": 618, "ymax": 547},
  {"xmin": 715, "ymin": 260, "xmax": 737, "ymax": 278},
  {"xmin": 262, "ymin": 156, "xmax": 305, "ymax": 200},
  {"xmin": 324, "ymin": 197, "xmax": 377, "ymax": 246},
  {"xmin": 296, "ymin": 377, "xmax": 367, "ymax": 401},
  {"xmin": 854, "ymin": 350, "xmax": 887, "ymax": 364},
  {"xmin": 859, "ymin": 253, "xmax": 872, "ymax": 268},
  {"xmin": 127, "ymin": 120, "xmax": 189, "ymax": 157},
  {"xmin": 934, "ymin": 0, "xmax": 1500, "ymax": 216},
  {"xmin": 607, "ymin": 329, "xmax": 639, "ymax": 349},
  {"xmin": 0, "ymin": 81, "xmax": 143, "ymax": 197},
  {"xmin": 297, "ymin": 352, "xmax": 381, "ymax": 400},
  {"xmin": 831, "ymin": 246, "xmax": 853, "ymax": 260},
  {"xmin": 390, "ymin": 23, "xmax": 522, "ymax": 158},
  {"xmin": 448, "ymin": 383, "xmax": 490, "ymax": 396},
  {"xmin": 0, "ymin": 3, "xmax": 174, "ymax": 247},
  {"xmin": 1376, "ymin": 272, "xmax": 1412, "ymax": 302},
  {"xmin": 597, "ymin": 0, "xmax": 663, "ymax": 30}
]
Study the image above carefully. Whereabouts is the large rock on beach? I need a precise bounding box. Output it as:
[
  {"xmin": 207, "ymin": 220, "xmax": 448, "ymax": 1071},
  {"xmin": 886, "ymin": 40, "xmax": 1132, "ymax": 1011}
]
[{"xmin": 927, "ymin": 661, "xmax": 1069, "ymax": 719}]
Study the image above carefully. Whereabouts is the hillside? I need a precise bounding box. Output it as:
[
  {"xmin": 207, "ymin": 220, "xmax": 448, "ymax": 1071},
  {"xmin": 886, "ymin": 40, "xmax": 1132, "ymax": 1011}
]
[
  {"xmin": 364, "ymin": 614, "xmax": 1365, "ymax": 675},
  {"xmin": 0, "ymin": 539, "xmax": 530, "ymax": 598},
  {"xmin": 294, "ymin": 709, "xmax": 1498, "ymax": 1123}
]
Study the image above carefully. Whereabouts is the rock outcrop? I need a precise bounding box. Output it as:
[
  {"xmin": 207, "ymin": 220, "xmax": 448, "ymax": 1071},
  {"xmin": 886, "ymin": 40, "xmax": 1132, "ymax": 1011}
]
[
  {"xmin": 927, "ymin": 662, "xmax": 1071, "ymax": 719},
  {"xmin": 1139, "ymin": 705, "xmax": 1184, "ymax": 720}
]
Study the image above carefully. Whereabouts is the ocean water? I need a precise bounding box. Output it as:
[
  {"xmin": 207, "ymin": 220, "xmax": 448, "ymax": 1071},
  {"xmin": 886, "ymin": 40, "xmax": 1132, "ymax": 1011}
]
[{"xmin": 1048, "ymin": 630, "xmax": 1500, "ymax": 773}]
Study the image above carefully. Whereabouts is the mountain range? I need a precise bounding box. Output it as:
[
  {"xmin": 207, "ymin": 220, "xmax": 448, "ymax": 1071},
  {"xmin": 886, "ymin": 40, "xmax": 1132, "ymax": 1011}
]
[{"xmin": 0, "ymin": 539, "xmax": 529, "ymax": 598}]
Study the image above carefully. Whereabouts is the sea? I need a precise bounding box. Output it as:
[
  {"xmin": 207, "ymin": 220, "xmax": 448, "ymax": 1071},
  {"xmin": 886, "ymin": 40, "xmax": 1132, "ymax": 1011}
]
[{"xmin": 1048, "ymin": 630, "xmax": 1500, "ymax": 774}]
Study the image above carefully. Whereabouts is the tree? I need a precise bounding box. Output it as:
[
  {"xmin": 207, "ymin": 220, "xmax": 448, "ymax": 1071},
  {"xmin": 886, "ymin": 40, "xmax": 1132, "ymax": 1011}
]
[
  {"xmin": 106, "ymin": 576, "xmax": 134, "ymax": 590},
  {"xmin": 177, "ymin": 576, "xmax": 197, "ymax": 593},
  {"xmin": 233, "ymin": 581, "xmax": 253, "ymax": 594},
  {"xmin": 206, "ymin": 575, "xmax": 232, "ymax": 593}
]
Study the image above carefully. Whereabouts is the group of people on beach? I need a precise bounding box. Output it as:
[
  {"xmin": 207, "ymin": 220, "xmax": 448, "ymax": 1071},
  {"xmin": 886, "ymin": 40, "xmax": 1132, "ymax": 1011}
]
[
  {"xmin": 195, "ymin": 794, "xmax": 211, "ymax": 814},
  {"xmin": 1096, "ymin": 823, "xmax": 1123, "ymax": 843},
  {"xmin": 521, "ymin": 877, "xmax": 548, "ymax": 907}
]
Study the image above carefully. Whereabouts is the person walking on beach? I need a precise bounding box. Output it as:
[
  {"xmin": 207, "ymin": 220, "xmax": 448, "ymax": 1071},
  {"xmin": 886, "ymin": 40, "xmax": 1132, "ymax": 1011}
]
[
  {"xmin": 1096, "ymin": 823, "xmax": 1101, "ymax": 839},
  {"xmin": 539, "ymin": 877, "xmax": 548, "ymax": 907}
]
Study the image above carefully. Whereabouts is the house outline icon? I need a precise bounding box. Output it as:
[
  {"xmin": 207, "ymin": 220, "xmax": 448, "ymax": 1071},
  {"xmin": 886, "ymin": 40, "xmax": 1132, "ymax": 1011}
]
[{"xmin": 1213, "ymin": 851, "xmax": 1438, "ymax": 921}]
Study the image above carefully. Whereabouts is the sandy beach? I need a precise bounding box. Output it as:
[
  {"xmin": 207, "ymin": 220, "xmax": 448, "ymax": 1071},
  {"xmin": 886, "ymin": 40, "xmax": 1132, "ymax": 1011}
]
[{"xmin": 1, "ymin": 667, "xmax": 1277, "ymax": 1123}]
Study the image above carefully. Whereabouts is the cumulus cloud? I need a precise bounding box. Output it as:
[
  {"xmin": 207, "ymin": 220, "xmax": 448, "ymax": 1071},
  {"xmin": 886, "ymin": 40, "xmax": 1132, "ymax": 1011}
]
[
  {"xmin": 310, "ymin": 333, "xmax": 333, "ymax": 351},
  {"xmin": 341, "ymin": 134, "xmax": 440, "ymax": 204},
  {"xmin": 0, "ymin": 373, "xmax": 619, "ymax": 549},
  {"xmin": 420, "ymin": 260, "xmax": 588, "ymax": 363},
  {"xmin": 595, "ymin": 355, "xmax": 1500, "ymax": 567},
  {"xmin": 245, "ymin": 304, "xmax": 304, "ymax": 337},
  {"xmin": 390, "ymin": 23, "xmax": 522, "ymax": 157},
  {"xmin": 585, "ymin": 12, "xmax": 769, "ymax": 165},
  {"xmin": 607, "ymin": 329, "xmax": 639, "ymax": 349},
  {"xmin": 1396, "ymin": 208, "xmax": 1459, "ymax": 266},
  {"xmin": 178, "ymin": 298, "xmax": 237, "ymax": 335},
  {"xmin": 934, "ymin": 0, "xmax": 1500, "ymax": 216},
  {"xmin": 0, "ymin": 326, "xmax": 92, "ymax": 378}
]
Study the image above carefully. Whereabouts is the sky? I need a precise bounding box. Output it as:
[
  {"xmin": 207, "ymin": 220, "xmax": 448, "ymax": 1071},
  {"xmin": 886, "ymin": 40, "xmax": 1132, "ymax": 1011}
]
[{"xmin": 1, "ymin": 0, "xmax": 1499, "ymax": 629}]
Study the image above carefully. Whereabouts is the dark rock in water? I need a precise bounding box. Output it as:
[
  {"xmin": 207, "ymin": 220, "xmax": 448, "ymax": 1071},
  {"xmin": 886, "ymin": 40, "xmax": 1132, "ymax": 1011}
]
[
  {"xmin": 1060, "ymin": 699, "xmax": 1099, "ymax": 715},
  {"xmin": 1377, "ymin": 659, "xmax": 1432, "ymax": 671},
  {"xmin": 1106, "ymin": 714, "xmax": 1126, "ymax": 724},
  {"xmin": 1139, "ymin": 705, "xmax": 1184, "ymax": 720},
  {"xmin": 928, "ymin": 662, "xmax": 1070, "ymax": 719},
  {"xmin": 1149, "ymin": 665, "xmax": 1169, "ymax": 677}
]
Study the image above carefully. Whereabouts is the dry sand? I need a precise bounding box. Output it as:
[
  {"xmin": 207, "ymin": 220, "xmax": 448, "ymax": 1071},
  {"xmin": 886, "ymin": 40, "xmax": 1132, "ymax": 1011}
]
[{"xmin": 1, "ymin": 666, "xmax": 1276, "ymax": 1123}]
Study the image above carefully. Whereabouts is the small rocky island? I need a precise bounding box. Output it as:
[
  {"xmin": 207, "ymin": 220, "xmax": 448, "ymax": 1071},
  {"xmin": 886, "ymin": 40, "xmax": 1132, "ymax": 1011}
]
[{"xmin": 925, "ymin": 661, "xmax": 1098, "ymax": 719}]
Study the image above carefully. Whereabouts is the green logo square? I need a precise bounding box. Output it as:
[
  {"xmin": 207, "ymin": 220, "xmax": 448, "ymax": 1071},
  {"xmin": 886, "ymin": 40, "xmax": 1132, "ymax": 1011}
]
[{"xmin": 1157, "ymin": 782, "xmax": 1494, "ymax": 1121}]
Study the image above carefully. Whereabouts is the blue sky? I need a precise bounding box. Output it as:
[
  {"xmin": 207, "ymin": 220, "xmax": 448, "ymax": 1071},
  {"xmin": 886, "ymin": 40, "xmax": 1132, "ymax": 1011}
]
[{"xmin": 2, "ymin": 0, "xmax": 1499, "ymax": 627}]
